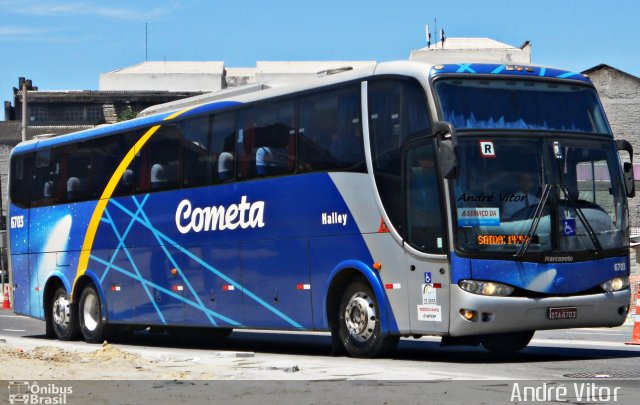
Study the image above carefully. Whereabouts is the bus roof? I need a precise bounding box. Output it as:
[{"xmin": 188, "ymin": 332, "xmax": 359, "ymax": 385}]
[{"xmin": 11, "ymin": 60, "xmax": 594, "ymax": 155}]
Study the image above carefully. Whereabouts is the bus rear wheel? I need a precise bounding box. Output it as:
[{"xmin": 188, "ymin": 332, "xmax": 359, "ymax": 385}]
[
  {"xmin": 481, "ymin": 331, "xmax": 534, "ymax": 354},
  {"xmin": 50, "ymin": 287, "xmax": 80, "ymax": 341},
  {"xmin": 337, "ymin": 281, "xmax": 398, "ymax": 358},
  {"xmin": 78, "ymin": 285, "xmax": 108, "ymax": 343}
]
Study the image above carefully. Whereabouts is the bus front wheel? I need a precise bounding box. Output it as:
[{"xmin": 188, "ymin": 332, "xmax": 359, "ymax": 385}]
[
  {"xmin": 481, "ymin": 331, "xmax": 534, "ymax": 354},
  {"xmin": 337, "ymin": 281, "xmax": 398, "ymax": 358},
  {"xmin": 50, "ymin": 287, "xmax": 80, "ymax": 341},
  {"xmin": 78, "ymin": 285, "xmax": 108, "ymax": 343}
]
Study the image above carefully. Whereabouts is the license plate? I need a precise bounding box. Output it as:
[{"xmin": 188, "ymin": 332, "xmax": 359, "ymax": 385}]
[{"xmin": 548, "ymin": 307, "xmax": 578, "ymax": 320}]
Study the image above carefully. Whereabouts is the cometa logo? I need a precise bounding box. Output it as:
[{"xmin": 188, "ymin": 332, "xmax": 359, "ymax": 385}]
[{"xmin": 175, "ymin": 196, "xmax": 265, "ymax": 234}]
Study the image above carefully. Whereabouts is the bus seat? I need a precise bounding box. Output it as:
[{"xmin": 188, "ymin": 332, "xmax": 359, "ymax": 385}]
[
  {"xmin": 122, "ymin": 169, "xmax": 133, "ymax": 187},
  {"xmin": 218, "ymin": 152, "xmax": 234, "ymax": 181},
  {"xmin": 67, "ymin": 177, "xmax": 87, "ymax": 200},
  {"xmin": 150, "ymin": 163, "xmax": 165, "ymax": 190},
  {"xmin": 43, "ymin": 180, "xmax": 54, "ymax": 198}
]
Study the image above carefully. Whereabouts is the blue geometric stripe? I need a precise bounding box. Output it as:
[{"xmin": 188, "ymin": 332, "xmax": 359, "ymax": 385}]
[
  {"xmin": 107, "ymin": 198, "xmax": 303, "ymax": 329},
  {"xmin": 491, "ymin": 65, "xmax": 505, "ymax": 74},
  {"xmin": 131, "ymin": 195, "xmax": 217, "ymax": 326},
  {"xmin": 456, "ymin": 63, "xmax": 476, "ymax": 73},
  {"xmin": 557, "ymin": 71, "xmax": 580, "ymax": 79},
  {"xmin": 90, "ymin": 254, "xmax": 241, "ymax": 326},
  {"xmin": 100, "ymin": 202, "xmax": 166, "ymax": 324},
  {"xmin": 99, "ymin": 194, "xmax": 150, "ymax": 284}
]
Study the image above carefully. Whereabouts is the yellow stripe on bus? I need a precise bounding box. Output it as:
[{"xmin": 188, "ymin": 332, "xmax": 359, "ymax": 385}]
[{"xmin": 72, "ymin": 109, "xmax": 191, "ymax": 299}]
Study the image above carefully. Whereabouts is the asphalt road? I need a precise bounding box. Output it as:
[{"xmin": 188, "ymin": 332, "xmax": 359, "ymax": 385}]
[
  {"xmin": 2, "ymin": 309, "xmax": 640, "ymax": 403},
  {"xmin": 2, "ymin": 308, "xmax": 640, "ymax": 379}
]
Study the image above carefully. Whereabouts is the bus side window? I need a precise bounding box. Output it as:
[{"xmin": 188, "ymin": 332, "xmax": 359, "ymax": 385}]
[
  {"xmin": 298, "ymin": 86, "xmax": 365, "ymax": 173},
  {"xmin": 236, "ymin": 108, "xmax": 256, "ymax": 180},
  {"xmin": 9, "ymin": 153, "xmax": 33, "ymax": 208},
  {"xmin": 135, "ymin": 125, "xmax": 182, "ymax": 193},
  {"xmin": 255, "ymin": 100, "xmax": 295, "ymax": 178},
  {"xmin": 368, "ymin": 78, "xmax": 431, "ymax": 232},
  {"xmin": 180, "ymin": 116, "xmax": 214, "ymax": 189},
  {"xmin": 211, "ymin": 111, "xmax": 236, "ymax": 182},
  {"xmin": 56, "ymin": 143, "xmax": 93, "ymax": 203},
  {"xmin": 31, "ymin": 148, "xmax": 57, "ymax": 207},
  {"xmin": 406, "ymin": 142, "xmax": 445, "ymax": 253},
  {"xmin": 91, "ymin": 132, "xmax": 136, "ymax": 198}
]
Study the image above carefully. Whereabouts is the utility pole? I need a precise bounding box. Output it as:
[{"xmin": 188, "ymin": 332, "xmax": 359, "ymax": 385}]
[{"xmin": 21, "ymin": 78, "xmax": 28, "ymax": 142}]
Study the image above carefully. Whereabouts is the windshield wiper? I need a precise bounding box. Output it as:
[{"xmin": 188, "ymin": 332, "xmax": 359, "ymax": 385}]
[
  {"xmin": 558, "ymin": 185, "xmax": 603, "ymax": 255},
  {"xmin": 515, "ymin": 184, "xmax": 552, "ymax": 259}
]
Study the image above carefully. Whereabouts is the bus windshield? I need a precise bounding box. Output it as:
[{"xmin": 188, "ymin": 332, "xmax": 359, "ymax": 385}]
[
  {"xmin": 452, "ymin": 137, "xmax": 628, "ymax": 256},
  {"xmin": 434, "ymin": 79, "xmax": 610, "ymax": 134}
]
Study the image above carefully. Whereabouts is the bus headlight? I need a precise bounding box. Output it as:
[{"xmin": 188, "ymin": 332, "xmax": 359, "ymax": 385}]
[
  {"xmin": 600, "ymin": 276, "xmax": 629, "ymax": 292},
  {"xmin": 458, "ymin": 280, "xmax": 514, "ymax": 296}
]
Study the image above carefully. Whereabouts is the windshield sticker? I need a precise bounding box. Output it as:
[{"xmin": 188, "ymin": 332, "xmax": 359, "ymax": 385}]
[
  {"xmin": 562, "ymin": 218, "xmax": 576, "ymax": 236},
  {"xmin": 479, "ymin": 140, "xmax": 496, "ymax": 158},
  {"xmin": 457, "ymin": 207, "xmax": 500, "ymax": 226}
]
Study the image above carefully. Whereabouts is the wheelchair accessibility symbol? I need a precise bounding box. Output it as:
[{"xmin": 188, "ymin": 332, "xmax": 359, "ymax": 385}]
[{"xmin": 562, "ymin": 218, "xmax": 576, "ymax": 236}]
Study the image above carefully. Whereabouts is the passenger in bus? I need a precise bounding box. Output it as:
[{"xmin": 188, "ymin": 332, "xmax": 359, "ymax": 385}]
[
  {"xmin": 255, "ymin": 147, "xmax": 288, "ymax": 176},
  {"xmin": 502, "ymin": 173, "xmax": 540, "ymax": 218}
]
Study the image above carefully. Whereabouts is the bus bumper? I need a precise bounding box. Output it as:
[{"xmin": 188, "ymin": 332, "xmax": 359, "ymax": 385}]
[{"xmin": 448, "ymin": 285, "xmax": 630, "ymax": 336}]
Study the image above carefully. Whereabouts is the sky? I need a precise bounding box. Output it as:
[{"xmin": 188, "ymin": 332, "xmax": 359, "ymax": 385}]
[{"xmin": 1, "ymin": 0, "xmax": 639, "ymax": 120}]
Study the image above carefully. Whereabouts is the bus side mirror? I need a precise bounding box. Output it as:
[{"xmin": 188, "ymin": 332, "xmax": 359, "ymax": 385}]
[
  {"xmin": 623, "ymin": 162, "xmax": 635, "ymax": 198},
  {"xmin": 616, "ymin": 139, "xmax": 635, "ymax": 198},
  {"xmin": 434, "ymin": 121, "xmax": 457, "ymax": 179}
]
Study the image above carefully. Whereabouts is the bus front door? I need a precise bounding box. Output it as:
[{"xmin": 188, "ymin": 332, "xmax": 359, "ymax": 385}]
[{"xmin": 404, "ymin": 140, "xmax": 450, "ymax": 334}]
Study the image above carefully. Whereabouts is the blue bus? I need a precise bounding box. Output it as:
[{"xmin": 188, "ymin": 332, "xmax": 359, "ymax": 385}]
[{"xmin": 7, "ymin": 61, "xmax": 635, "ymax": 357}]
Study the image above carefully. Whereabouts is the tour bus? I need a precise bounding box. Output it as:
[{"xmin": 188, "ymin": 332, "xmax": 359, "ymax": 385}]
[{"xmin": 7, "ymin": 61, "xmax": 635, "ymax": 357}]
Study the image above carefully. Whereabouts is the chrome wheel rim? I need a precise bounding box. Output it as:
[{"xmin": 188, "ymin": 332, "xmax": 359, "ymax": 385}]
[
  {"xmin": 52, "ymin": 294, "xmax": 71, "ymax": 329},
  {"xmin": 82, "ymin": 293, "xmax": 99, "ymax": 332},
  {"xmin": 344, "ymin": 291, "xmax": 376, "ymax": 342}
]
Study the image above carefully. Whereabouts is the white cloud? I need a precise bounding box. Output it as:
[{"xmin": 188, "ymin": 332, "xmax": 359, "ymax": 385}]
[
  {"xmin": 0, "ymin": 1, "xmax": 179, "ymax": 20},
  {"xmin": 0, "ymin": 25, "xmax": 53, "ymax": 36}
]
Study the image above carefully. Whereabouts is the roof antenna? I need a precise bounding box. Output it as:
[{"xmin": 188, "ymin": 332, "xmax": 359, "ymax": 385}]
[
  {"xmin": 425, "ymin": 24, "xmax": 431, "ymax": 48},
  {"xmin": 145, "ymin": 23, "xmax": 148, "ymax": 61}
]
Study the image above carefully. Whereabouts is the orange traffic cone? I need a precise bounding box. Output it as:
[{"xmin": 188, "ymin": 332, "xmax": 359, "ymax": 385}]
[
  {"xmin": 2, "ymin": 291, "xmax": 10, "ymax": 310},
  {"xmin": 626, "ymin": 289, "xmax": 640, "ymax": 345}
]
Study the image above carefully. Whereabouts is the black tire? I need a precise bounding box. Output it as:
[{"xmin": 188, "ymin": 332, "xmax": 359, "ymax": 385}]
[
  {"xmin": 336, "ymin": 281, "xmax": 399, "ymax": 358},
  {"xmin": 78, "ymin": 285, "xmax": 108, "ymax": 343},
  {"xmin": 481, "ymin": 331, "xmax": 534, "ymax": 354},
  {"xmin": 49, "ymin": 287, "xmax": 80, "ymax": 341}
]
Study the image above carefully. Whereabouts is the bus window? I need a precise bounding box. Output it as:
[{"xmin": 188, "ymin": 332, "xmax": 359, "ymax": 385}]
[
  {"xmin": 56, "ymin": 143, "xmax": 93, "ymax": 203},
  {"xmin": 255, "ymin": 100, "xmax": 295, "ymax": 177},
  {"xmin": 406, "ymin": 141, "xmax": 445, "ymax": 252},
  {"xmin": 236, "ymin": 108, "xmax": 256, "ymax": 180},
  {"xmin": 31, "ymin": 148, "xmax": 58, "ymax": 207},
  {"xmin": 91, "ymin": 132, "xmax": 136, "ymax": 198},
  {"xmin": 180, "ymin": 116, "xmax": 214, "ymax": 188},
  {"xmin": 9, "ymin": 153, "xmax": 33, "ymax": 208},
  {"xmin": 368, "ymin": 78, "xmax": 431, "ymax": 232},
  {"xmin": 135, "ymin": 125, "xmax": 182, "ymax": 193},
  {"xmin": 298, "ymin": 86, "xmax": 365, "ymax": 173},
  {"xmin": 211, "ymin": 111, "xmax": 236, "ymax": 182}
]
